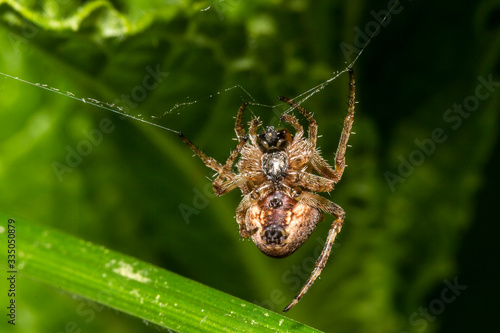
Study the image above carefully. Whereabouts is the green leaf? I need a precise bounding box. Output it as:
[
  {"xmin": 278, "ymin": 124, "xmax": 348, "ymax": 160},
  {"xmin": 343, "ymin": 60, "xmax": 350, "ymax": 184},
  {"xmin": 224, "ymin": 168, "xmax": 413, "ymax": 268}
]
[{"xmin": 0, "ymin": 213, "xmax": 321, "ymax": 332}]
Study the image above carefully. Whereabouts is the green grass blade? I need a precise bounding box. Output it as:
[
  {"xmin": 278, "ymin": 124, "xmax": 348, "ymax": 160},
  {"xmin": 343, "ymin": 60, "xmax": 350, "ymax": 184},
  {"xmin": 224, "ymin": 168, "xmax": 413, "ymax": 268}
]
[{"xmin": 0, "ymin": 214, "xmax": 321, "ymax": 332}]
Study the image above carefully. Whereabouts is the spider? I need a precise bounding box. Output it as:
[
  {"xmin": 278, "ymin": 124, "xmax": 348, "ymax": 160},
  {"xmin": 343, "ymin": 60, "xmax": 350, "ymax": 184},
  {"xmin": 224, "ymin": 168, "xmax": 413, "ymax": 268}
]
[{"xmin": 178, "ymin": 68, "xmax": 355, "ymax": 312}]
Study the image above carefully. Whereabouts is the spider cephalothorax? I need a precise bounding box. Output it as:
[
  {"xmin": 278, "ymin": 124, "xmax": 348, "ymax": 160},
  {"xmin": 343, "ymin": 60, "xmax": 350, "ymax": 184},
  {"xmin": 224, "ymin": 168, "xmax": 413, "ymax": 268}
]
[
  {"xmin": 179, "ymin": 68, "xmax": 356, "ymax": 311},
  {"xmin": 257, "ymin": 127, "xmax": 291, "ymax": 182}
]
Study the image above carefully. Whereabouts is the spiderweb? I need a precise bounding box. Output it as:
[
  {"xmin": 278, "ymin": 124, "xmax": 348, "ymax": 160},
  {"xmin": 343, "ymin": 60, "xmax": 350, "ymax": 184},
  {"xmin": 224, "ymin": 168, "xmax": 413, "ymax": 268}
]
[{"xmin": 0, "ymin": 2, "xmax": 397, "ymax": 136}]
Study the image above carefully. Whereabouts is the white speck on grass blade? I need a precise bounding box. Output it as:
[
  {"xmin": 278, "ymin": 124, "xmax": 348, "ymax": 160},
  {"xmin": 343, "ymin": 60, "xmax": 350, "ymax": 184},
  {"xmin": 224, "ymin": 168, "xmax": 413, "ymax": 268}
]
[
  {"xmin": 112, "ymin": 261, "xmax": 151, "ymax": 283},
  {"xmin": 129, "ymin": 289, "xmax": 141, "ymax": 297}
]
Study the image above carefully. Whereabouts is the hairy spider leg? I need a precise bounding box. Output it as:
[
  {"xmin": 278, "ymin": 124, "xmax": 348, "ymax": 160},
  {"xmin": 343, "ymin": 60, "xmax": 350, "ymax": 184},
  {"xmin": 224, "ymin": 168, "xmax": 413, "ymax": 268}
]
[
  {"xmin": 214, "ymin": 100, "xmax": 252, "ymax": 195},
  {"xmin": 248, "ymin": 118, "xmax": 261, "ymax": 146},
  {"xmin": 212, "ymin": 135, "xmax": 249, "ymax": 196},
  {"xmin": 283, "ymin": 68, "xmax": 356, "ymax": 311},
  {"xmin": 178, "ymin": 101, "xmax": 249, "ymax": 178},
  {"xmin": 278, "ymin": 97, "xmax": 335, "ymax": 180},
  {"xmin": 279, "ymin": 96, "xmax": 318, "ymax": 146},
  {"xmin": 235, "ymin": 193, "xmax": 258, "ymax": 238},
  {"xmin": 178, "ymin": 132, "xmax": 228, "ymax": 176},
  {"xmin": 179, "ymin": 102, "xmax": 252, "ymax": 196},
  {"xmin": 234, "ymin": 101, "xmax": 249, "ymax": 140},
  {"xmin": 295, "ymin": 172, "xmax": 336, "ymax": 192},
  {"xmin": 283, "ymin": 192, "xmax": 345, "ymax": 312},
  {"xmin": 334, "ymin": 68, "xmax": 356, "ymax": 177},
  {"xmin": 280, "ymin": 114, "xmax": 304, "ymax": 142}
]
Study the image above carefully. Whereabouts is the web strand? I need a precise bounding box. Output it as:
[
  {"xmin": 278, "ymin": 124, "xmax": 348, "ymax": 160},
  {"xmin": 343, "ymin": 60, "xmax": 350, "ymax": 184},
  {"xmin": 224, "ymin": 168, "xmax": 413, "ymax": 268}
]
[
  {"xmin": 0, "ymin": 72, "xmax": 179, "ymax": 133},
  {"xmin": 0, "ymin": 1, "xmax": 398, "ymax": 133}
]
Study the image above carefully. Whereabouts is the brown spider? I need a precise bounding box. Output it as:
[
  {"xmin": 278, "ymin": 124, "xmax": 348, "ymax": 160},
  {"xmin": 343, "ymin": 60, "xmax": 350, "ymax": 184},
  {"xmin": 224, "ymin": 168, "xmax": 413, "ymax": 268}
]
[{"xmin": 178, "ymin": 68, "xmax": 355, "ymax": 312}]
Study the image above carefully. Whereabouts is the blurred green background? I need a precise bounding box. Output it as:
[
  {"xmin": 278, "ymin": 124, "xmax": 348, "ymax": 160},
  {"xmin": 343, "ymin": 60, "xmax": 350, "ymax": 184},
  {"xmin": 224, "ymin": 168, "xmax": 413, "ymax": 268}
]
[{"xmin": 0, "ymin": 0, "xmax": 499, "ymax": 332}]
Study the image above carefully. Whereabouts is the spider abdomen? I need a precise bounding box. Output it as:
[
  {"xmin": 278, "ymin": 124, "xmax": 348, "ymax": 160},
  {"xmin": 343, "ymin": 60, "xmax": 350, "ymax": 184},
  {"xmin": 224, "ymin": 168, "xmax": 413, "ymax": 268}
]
[{"xmin": 246, "ymin": 191, "xmax": 323, "ymax": 258}]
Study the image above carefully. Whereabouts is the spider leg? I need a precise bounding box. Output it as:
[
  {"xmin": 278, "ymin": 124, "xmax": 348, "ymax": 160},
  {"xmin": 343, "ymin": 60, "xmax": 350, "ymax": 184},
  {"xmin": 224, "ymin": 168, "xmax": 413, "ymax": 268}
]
[
  {"xmin": 289, "ymin": 172, "xmax": 335, "ymax": 193},
  {"xmin": 310, "ymin": 151, "xmax": 340, "ymax": 181},
  {"xmin": 283, "ymin": 192, "xmax": 345, "ymax": 312},
  {"xmin": 234, "ymin": 101, "xmax": 249, "ymax": 140},
  {"xmin": 178, "ymin": 132, "xmax": 229, "ymax": 176},
  {"xmin": 230, "ymin": 101, "xmax": 252, "ymax": 195},
  {"xmin": 280, "ymin": 114, "xmax": 304, "ymax": 142},
  {"xmin": 279, "ymin": 96, "xmax": 318, "ymax": 146},
  {"xmin": 334, "ymin": 68, "xmax": 356, "ymax": 178},
  {"xmin": 235, "ymin": 193, "xmax": 258, "ymax": 238},
  {"xmin": 179, "ymin": 133, "xmax": 249, "ymax": 195},
  {"xmin": 287, "ymin": 69, "xmax": 356, "ymax": 183},
  {"xmin": 212, "ymin": 101, "xmax": 250, "ymax": 195},
  {"xmin": 213, "ymin": 135, "xmax": 249, "ymax": 196},
  {"xmin": 248, "ymin": 117, "xmax": 261, "ymax": 147}
]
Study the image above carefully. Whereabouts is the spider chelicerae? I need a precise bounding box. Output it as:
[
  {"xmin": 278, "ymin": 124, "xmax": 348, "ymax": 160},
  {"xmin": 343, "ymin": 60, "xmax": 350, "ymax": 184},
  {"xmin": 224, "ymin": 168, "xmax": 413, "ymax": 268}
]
[{"xmin": 179, "ymin": 68, "xmax": 355, "ymax": 312}]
